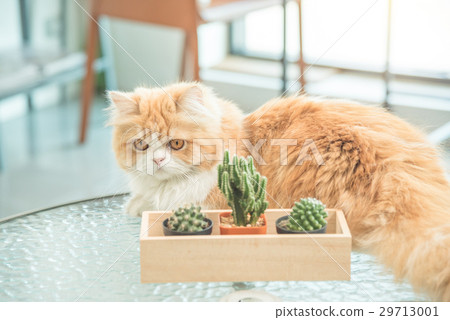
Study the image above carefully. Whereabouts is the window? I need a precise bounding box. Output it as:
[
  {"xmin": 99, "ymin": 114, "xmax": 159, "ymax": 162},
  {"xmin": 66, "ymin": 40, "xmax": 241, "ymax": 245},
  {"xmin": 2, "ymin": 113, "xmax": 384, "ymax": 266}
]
[{"xmin": 230, "ymin": 0, "xmax": 450, "ymax": 78}]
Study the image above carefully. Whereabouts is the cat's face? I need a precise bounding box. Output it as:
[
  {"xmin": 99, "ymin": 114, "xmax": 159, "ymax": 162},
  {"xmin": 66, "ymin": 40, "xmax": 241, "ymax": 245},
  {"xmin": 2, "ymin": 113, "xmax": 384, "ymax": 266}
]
[{"xmin": 108, "ymin": 83, "xmax": 223, "ymax": 180}]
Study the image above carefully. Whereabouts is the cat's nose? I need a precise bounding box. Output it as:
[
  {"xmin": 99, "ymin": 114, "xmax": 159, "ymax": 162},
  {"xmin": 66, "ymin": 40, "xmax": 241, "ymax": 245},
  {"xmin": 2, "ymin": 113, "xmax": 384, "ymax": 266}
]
[{"xmin": 153, "ymin": 157, "xmax": 165, "ymax": 166}]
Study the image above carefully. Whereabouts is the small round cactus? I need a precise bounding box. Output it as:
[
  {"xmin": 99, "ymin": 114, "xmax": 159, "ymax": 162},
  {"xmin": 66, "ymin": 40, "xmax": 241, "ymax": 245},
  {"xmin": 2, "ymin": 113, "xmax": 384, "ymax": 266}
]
[
  {"xmin": 167, "ymin": 204, "xmax": 209, "ymax": 232},
  {"xmin": 287, "ymin": 198, "xmax": 328, "ymax": 231}
]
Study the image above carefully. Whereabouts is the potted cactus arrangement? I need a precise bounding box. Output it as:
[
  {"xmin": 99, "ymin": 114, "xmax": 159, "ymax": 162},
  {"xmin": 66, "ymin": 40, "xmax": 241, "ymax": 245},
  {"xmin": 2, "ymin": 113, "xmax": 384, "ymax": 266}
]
[
  {"xmin": 217, "ymin": 150, "xmax": 269, "ymax": 235},
  {"xmin": 276, "ymin": 198, "xmax": 328, "ymax": 234},
  {"xmin": 162, "ymin": 204, "xmax": 213, "ymax": 236}
]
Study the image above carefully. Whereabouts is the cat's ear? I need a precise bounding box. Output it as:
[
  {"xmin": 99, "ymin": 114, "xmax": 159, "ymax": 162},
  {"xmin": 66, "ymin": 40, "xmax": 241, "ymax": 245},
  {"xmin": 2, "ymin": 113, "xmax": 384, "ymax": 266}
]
[
  {"xmin": 177, "ymin": 85, "xmax": 211, "ymax": 117},
  {"xmin": 107, "ymin": 91, "xmax": 139, "ymax": 116}
]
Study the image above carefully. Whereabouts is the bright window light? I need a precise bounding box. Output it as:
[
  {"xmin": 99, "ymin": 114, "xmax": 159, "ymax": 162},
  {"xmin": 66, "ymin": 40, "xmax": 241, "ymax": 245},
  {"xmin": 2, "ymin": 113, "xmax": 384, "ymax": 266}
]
[{"xmin": 233, "ymin": 0, "xmax": 450, "ymax": 76}]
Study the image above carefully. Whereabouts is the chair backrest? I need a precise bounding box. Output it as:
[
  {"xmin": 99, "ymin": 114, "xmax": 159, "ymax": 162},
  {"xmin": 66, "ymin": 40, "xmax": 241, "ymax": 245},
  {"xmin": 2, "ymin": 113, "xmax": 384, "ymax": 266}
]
[{"xmin": 88, "ymin": 0, "xmax": 199, "ymax": 30}]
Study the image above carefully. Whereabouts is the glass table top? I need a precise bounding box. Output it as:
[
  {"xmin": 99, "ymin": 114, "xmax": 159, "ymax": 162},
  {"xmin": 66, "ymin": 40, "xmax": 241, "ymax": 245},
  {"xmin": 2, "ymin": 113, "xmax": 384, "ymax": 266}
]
[{"xmin": 0, "ymin": 195, "xmax": 428, "ymax": 302}]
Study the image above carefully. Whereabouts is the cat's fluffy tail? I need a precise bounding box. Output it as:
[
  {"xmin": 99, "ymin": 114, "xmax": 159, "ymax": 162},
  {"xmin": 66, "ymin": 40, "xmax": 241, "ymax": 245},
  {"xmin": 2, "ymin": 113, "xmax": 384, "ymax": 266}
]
[
  {"xmin": 380, "ymin": 215, "xmax": 450, "ymax": 301},
  {"xmin": 358, "ymin": 168, "xmax": 450, "ymax": 301}
]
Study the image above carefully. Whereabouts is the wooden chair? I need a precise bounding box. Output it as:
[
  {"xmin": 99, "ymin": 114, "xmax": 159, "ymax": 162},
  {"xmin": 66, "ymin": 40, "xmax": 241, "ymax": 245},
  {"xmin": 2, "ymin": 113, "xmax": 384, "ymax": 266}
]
[
  {"xmin": 79, "ymin": 0, "xmax": 305, "ymax": 143},
  {"xmin": 80, "ymin": 0, "xmax": 198, "ymax": 143}
]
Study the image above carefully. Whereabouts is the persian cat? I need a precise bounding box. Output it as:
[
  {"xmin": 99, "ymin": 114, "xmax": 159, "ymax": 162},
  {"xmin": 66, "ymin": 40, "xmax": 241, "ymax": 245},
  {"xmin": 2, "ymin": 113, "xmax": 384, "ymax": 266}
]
[{"xmin": 108, "ymin": 82, "xmax": 450, "ymax": 301}]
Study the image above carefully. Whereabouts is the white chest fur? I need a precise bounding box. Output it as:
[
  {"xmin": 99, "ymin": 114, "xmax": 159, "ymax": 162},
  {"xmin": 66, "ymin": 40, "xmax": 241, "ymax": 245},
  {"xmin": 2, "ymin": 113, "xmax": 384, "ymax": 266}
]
[{"xmin": 125, "ymin": 169, "xmax": 217, "ymax": 216}]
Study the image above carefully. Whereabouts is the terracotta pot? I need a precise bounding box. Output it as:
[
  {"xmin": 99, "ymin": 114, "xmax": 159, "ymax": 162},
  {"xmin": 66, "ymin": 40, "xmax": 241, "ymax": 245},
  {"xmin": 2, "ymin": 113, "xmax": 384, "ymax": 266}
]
[
  {"xmin": 219, "ymin": 212, "xmax": 267, "ymax": 235},
  {"xmin": 275, "ymin": 216, "xmax": 327, "ymax": 234},
  {"xmin": 162, "ymin": 218, "xmax": 213, "ymax": 236}
]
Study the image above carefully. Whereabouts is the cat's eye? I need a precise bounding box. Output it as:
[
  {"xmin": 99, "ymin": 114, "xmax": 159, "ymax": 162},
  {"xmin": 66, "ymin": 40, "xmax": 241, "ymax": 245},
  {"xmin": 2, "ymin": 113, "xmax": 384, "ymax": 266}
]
[
  {"xmin": 133, "ymin": 139, "xmax": 149, "ymax": 151},
  {"xmin": 169, "ymin": 139, "xmax": 185, "ymax": 150}
]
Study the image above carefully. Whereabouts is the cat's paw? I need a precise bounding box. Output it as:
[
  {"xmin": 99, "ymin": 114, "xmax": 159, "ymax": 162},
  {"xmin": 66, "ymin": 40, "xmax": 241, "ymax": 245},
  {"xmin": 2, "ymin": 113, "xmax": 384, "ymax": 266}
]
[{"xmin": 125, "ymin": 196, "xmax": 148, "ymax": 217}]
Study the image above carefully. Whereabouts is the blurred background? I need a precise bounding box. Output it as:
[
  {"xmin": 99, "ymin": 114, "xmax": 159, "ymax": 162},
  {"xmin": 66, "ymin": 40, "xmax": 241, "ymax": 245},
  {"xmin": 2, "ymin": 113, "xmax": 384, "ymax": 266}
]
[{"xmin": 0, "ymin": 0, "xmax": 449, "ymax": 219}]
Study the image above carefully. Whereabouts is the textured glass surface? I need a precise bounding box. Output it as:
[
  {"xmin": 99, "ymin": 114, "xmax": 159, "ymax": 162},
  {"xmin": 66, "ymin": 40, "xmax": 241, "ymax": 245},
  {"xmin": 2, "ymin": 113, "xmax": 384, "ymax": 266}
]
[{"xmin": 0, "ymin": 195, "xmax": 428, "ymax": 301}]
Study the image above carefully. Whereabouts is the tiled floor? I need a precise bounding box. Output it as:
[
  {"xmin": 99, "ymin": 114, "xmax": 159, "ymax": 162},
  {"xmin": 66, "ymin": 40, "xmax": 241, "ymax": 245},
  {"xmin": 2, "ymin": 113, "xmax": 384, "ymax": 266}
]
[{"xmin": 0, "ymin": 93, "xmax": 448, "ymax": 219}]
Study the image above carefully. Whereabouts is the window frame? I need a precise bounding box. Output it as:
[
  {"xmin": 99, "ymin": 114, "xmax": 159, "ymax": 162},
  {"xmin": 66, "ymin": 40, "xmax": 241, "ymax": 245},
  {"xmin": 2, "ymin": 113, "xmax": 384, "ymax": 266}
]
[{"xmin": 228, "ymin": 7, "xmax": 450, "ymax": 83}]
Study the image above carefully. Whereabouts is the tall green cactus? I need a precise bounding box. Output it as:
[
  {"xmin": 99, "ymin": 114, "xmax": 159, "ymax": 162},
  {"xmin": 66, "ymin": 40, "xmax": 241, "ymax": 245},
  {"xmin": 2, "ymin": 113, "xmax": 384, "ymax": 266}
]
[{"xmin": 217, "ymin": 150, "xmax": 269, "ymax": 226}]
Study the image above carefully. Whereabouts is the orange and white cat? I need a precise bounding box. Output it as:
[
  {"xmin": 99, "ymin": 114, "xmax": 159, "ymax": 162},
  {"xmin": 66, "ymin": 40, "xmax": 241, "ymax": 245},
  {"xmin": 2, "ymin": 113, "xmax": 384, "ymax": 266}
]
[{"xmin": 108, "ymin": 82, "xmax": 450, "ymax": 301}]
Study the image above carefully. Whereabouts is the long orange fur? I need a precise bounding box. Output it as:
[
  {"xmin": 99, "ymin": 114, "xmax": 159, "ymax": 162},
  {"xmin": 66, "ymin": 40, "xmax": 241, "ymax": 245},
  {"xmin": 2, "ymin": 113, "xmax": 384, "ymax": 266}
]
[{"xmin": 110, "ymin": 83, "xmax": 450, "ymax": 301}]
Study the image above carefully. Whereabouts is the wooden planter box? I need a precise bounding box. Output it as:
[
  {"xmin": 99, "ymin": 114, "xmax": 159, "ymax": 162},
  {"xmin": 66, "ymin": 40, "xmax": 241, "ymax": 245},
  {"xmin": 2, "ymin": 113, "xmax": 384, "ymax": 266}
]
[{"xmin": 140, "ymin": 209, "xmax": 351, "ymax": 283}]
